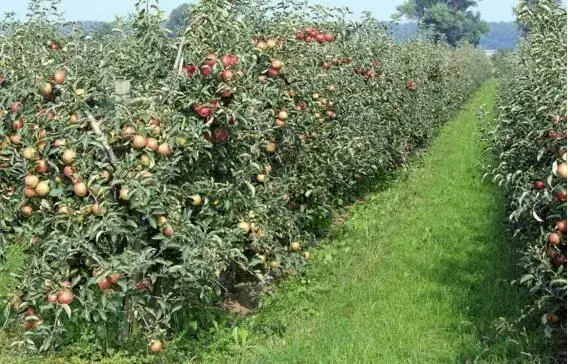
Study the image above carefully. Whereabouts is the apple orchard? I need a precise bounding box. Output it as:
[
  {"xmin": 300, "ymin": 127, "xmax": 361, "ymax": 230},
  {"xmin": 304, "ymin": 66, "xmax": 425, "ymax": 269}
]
[{"xmin": 0, "ymin": 0, "xmax": 496, "ymax": 353}]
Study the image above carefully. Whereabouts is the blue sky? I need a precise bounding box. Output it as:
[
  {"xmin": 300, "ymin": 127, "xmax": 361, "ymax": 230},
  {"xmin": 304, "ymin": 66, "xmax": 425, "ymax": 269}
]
[{"xmin": 0, "ymin": 0, "xmax": 520, "ymax": 22}]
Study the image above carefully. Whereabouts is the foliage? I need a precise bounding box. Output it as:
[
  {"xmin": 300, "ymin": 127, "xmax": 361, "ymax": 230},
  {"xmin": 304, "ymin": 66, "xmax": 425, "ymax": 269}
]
[
  {"xmin": 397, "ymin": 0, "xmax": 489, "ymax": 46},
  {"xmin": 165, "ymin": 3, "xmax": 191, "ymax": 37},
  {"xmin": 483, "ymin": 0, "xmax": 567, "ymax": 351},
  {"xmin": 0, "ymin": 0, "xmax": 490, "ymax": 355},
  {"xmin": 201, "ymin": 81, "xmax": 551, "ymax": 363}
]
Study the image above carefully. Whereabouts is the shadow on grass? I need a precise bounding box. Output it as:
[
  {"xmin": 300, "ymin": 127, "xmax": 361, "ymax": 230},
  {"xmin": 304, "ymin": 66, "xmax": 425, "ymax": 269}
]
[{"xmin": 419, "ymin": 185, "xmax": 552, "ymax": 363}]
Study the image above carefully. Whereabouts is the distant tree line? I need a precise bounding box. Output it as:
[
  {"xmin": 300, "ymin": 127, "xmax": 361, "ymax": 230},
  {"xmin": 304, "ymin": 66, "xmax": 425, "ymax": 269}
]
[
  {"xmin": 388, "ymin": 22, "xmax": 519, "ymax": 49},
  {"xmin": 67, "ymin": 2, "xmax": 520, "ymax": 50}
]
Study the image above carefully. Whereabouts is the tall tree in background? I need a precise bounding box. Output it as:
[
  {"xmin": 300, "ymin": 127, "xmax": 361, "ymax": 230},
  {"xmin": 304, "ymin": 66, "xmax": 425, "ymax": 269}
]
[
  {"xmin": 166, "ymin": 3, "xmax": 190, "ymax": 35},
  {"xmin": 397, "ymin": 0, "xmax": 489, "ymax": 46}
]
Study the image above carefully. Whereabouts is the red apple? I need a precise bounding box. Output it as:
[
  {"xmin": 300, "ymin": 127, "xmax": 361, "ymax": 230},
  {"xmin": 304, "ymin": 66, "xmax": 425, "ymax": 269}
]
[{"xmin": 532, "ymin": 180, "xmax": 545, "ymax": 190}]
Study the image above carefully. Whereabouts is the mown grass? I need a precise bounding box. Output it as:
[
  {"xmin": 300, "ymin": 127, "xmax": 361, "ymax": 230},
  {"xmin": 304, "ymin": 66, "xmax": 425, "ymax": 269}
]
[
  {"xmin": 200, "ymin": 79, "xmax": 551, "ymax": 363},
  {"xmin": 0, "ymin": 80, "xmax": 550, "ymax": 363}
]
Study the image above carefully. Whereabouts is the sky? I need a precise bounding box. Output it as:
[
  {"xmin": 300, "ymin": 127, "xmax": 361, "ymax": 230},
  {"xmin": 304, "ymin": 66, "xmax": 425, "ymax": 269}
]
[{"xmin": 0, "ymin": 0, "xmax": 521, "ymax": 23}]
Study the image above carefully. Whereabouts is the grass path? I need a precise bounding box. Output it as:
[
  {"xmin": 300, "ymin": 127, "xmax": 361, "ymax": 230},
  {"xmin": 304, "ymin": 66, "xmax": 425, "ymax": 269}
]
[{"xmin": 204, "ymin": 80, "xmax": 546, "ymax": 363}]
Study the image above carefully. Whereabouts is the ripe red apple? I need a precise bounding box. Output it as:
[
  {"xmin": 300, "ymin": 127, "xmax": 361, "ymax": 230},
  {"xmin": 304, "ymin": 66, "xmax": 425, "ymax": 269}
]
[
  {"xmin": 9, "ymin": 101, "xmax": 23, "ymax": 114},
  {"xmin": 553, "ymin": 254, "xmax": 567, "ymax": 266},
  {"xmin": 12, "ymin": 119, "xmax": 23, "ymax": 130},
  {"xmin": 146, "ymin": 138, "xmax": 158, "ymax": 151},
  {"xmin": 21, "ymin": 205, "xmax": 33, "ymax": 217},
  {"xmin": 255, "ymin": 40, "xmax": 268, "ymax": 50},
  {"xmin": 162, "ymin": 226, "xmax": 174, "ymax": 237},
  {"xmin": 196, "ymin": 106, "xmax": 212, "ymax": 119},
  {"xmin": 9, "ymin": 134, "xmax": 21, "ymax": 144},
  {"xmin": 533, "ymin": 180, "xmax": 545, "ymax": 190},
  {"xmin": 200, "ymin": 65, "xmax": 213, "ymax": 77},
  {"xmin": 555, "ymin": 220, "xmax": 567, "ymax": 233},
  {"xmin": 23, "ymin": 187, "xmax": 36, "ymax": 198},
  {"xmin": 47, "ymin": 294, "xmax": 58, "ymax": 303},
  {"xmin": 183, "ymin": 64, "xmax": 197, "ymax": 75},
  {"xmin": 322, "ymin": 62, "xmax": 331, "ymax": 70},
  {"xmin": 220, "ymin": 69, "xmax": 233, "ymax": 81},
  {"xmin": 35, "ymin": 129, "xmax": 49, "ymax": 141},
  {"xmin": 220, "ymin": 55, "xmax": 232, "ymax": 68},
  {"xmin": 307, "ymin": 28, "xmax": 318, "ymax": 37},
  {"xmin": 57, "ymin": 290, "xmax": 74, "ymax": 305},
  {"xmin": 158, "ymin": 143, "xmax": 172, "ymax": 156},
  {"xmin": 135, "ymin": 279, "xmax": 150, "ymax": 290},
  {"xmin": 25, "ymin": 307, "xmax": 35, "ymax": 317},
  {"xmin": 25, "ymin": 175, "xmax": 39, "ymax": 188},
  {"xmin": 97, "ymin": 279, "xmax": 112, "ymax": 290},
  {"xmin": 91, "ymin": 203, "xmax": 103, "ymax": 216},
  {"xmin": 271, "ymin": 59, "xmax": 284, "ymax": 70},
  {"xmin": 54, "ymin": 70, "xmax": 66, "ymax": 84},
  {"xmin": 547, "ymin": 313, "xmax": 559, "ymax": 323},
  {"xmin": 229, "ymin": 54, "xmax": 239, "ymax": 66},
  {"xmin": 324, "ymin": 33, "xmax": 334, "ymax": 42},
  {"xmin": 316, "ymin": 34, "xmax": 326, "ymax": 43},
  {"xmin": 213, "ymin": 128, "xmax": 229, "ymax": 143},
  {"xmin": 296, "ymin": 32, "xmax": 305, "ymax": 40},
  {"xmin": 108, "ymin": 273, "xmax": 121, "ymax": 284},
  {"xmin": 220, "ymin": 88, "xmax": 233, "ymax": 98},
  {"xmin": 35, "ymin": 159, "xmax": 49, "ymax": 173},
  {"xmin": 554, "ymin": 190, "xmax": 567, "ymax": 201},
  {"xmin": 148, "ymin": 117, "xmax": 160, "ymax": 127},
  {"xmin": 53, "ymin": 138, "xmax": 66, "ymax": 148},
  {"xmin": 304, "ymin": 36, "xmax": 313, "ymax": 43},
  {"xmin": 267, "ymin": 68, "xmax": 279, "ymax": 78},
  {"xmin": 63, "ymin": 165, "xmax": 74, "ymax": 177},
  {"xmin": 548, "ymin": 232, "xmax": 561, "ymax": 246},
  {"xmin": 205, "ymin": 54, "xmax": 217, "ymax": 67}
]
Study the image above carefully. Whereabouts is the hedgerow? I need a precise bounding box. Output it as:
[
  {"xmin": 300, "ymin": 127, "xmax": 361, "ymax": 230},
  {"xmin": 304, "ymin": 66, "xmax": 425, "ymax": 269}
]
[
  {"xmin": 484, "ymin": 0, "xmax": 566, "ymax": 351},
  {"xmin": 0, "ymin": 0, "xmax": 491, "ymax": 352}
]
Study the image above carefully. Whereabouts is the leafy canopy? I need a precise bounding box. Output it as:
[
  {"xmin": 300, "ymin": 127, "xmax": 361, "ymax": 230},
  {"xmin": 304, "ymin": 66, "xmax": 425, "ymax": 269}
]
[{"xmin": 397, "ymin": 0, "xmax": 489, "ymax": 46}]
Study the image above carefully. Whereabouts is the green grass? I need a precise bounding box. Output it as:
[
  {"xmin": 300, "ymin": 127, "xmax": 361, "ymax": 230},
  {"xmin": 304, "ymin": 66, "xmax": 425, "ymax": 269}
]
[
  {"xmin": 0, "ymin": 80, "xmax": 550, "ymax": 363},
  {"xmin": 201, "ymin": 80, "xmax": 549, "ymax": 363}
]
